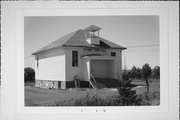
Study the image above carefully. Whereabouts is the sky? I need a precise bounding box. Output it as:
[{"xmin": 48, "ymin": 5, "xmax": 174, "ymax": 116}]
[{"xmin": 24, "ymin": 16, "xmax": 159, "ymax": 69}]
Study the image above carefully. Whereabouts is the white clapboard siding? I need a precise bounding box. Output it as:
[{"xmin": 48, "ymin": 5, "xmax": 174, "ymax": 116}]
[
  {"xmin": 36, "ymin": 55, "xmax": 65, "ymax": 81},
  {"xmin": 65, "ymin": 48, "xmax": 83, "ymax": 81}
]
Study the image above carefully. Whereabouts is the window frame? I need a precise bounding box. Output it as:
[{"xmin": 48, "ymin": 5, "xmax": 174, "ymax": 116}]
[
  {"xmin": 72, "ymin": 50, "xmax": 78, "ymax": 67},
  {"xmin": 111, "ymin": 52, "xmax": 116, "ymax": 57}
]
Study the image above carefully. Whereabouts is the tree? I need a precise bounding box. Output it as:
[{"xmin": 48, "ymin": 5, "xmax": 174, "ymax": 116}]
[
  {"xmin": 24, "ymin": 67, "xmax": 35, "ymax": 83},
  {"xmin": 117, "ymin": 81, "xmax": 142, "ymax": 106},
  {"xmin": 142, "ymin": 63, "xmax": 152, "ymax": 93},
  {"xmin": 136, "ymin": 67, "xmax": 142, "ymax": 79},
  {"xmin": 152, "ymin": 66, "xmax": 160, "ymax": 79},
  {"xmin": 130, "ymin": 66, "xmax": 137, "ymax": 80},
  {"xmin": 120, "ymin": 72, "xmax": 142, "ymax": 105},
  {"xmin": 122, "ymin": 69, "xmax": 130, "ymax": 82},
  {"xmin": 128, "ymin": 66, "xmax": 142, "ymax": 80}
]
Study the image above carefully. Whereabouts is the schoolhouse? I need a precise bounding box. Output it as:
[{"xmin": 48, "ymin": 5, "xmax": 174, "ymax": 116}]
[{"xmin": 32, "ymin": 25, "xmax": 126, "ymax": 89}]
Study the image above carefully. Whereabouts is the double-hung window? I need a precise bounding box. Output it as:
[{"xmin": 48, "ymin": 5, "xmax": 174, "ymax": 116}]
[{"xmin": 72, "ymin": 51, "xmax": 78, "ymax": 67}]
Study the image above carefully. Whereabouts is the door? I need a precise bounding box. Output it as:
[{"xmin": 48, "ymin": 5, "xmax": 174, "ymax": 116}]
[
  {"xmin": 90, "ymin": 59, "xmax": 115, "ymax": 79},
  {"xmin": 90, "ymin": 60, "xmax": 108, "ymax": 78}
]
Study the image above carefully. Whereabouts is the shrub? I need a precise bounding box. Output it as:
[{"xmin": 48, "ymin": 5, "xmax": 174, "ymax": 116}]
[
  {"xmin": 75, "ymin": 93, "xmax": 108, "ymax": 106},
  {"xmin": 54, "ymin": 84, "xmax": 142, "ymax": 106},
  {"xmin": 53, "ymin": 76, "xmax": 143, "ymax": 106},
  {"xmin": 117, "ymin": 82, "xmax": 142, "ymax": 106},
  {"xmin": 54, "ymin": 93, "xmax": 109, "ymax": 106},
  {"xmin": 137, "ymin": 91, "xmax": 160, "ymax": 105},
  {"xmin": 122, "ymin": 70, "xmax": 130, "ymax": 82},
  {"xmin": 24, "ymin": 67, "xmax": 35, "ymax": 83},
  {"xmin": 53, "ymin": 98, "xmax": 76, "ymax": 106}
]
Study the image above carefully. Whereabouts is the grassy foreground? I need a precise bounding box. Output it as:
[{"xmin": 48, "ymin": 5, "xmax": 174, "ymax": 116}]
[
  {"xmin": 25, "ymin": 79, "xmax": 160, "ymax": 106},
  {"xmin": 25, "ymin": 87, "xmax": 117, "ymax": 106}
]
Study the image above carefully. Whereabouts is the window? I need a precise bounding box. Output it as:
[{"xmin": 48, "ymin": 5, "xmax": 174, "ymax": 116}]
[
  {"xmin": 72, "ymin": 51, "xmax": 78, "ymax": 67},
  {"xmin": 111, "ymin": 52, "xmax": 116, "ymax": 56}
]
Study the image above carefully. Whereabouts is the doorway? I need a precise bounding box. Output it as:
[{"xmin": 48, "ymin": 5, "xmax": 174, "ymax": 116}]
[{"xmin": 90, "ymin": 59, "xmax": 116, "ymax": 79}]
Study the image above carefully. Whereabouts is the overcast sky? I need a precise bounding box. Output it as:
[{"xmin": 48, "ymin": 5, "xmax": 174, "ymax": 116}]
[{"xmin": 24, "ymin": 16, "xmax": 159, "ymax": 69}]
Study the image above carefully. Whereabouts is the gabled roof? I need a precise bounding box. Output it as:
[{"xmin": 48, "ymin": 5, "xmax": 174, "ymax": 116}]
[
  {"xmin": 32, "ymin": 29, "xmax": 90, "ymax": 55},
  {"xmin": 32, "ymin": 26, "xmax": 126, "ymax": 55},
  {"xmin": 32, "ymin": 30, "xmax": 78, "ymax": 55}
]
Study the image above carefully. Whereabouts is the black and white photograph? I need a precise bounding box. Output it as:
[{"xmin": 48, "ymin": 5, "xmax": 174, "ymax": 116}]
[
  {"xmin": 1, "ymin": 1, "xmax": 179, "ymax": 120},
  {"xmin": 24, "ymin": 16, "xmax": 160, "ymax": 106}
]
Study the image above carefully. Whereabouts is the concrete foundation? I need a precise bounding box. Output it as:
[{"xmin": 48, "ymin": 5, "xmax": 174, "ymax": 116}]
[{"xmin": 35, "ymin": 80, "xmax": 67, "ymax": 89}]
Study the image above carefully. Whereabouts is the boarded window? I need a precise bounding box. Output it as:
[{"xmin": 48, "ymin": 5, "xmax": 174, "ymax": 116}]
[
  {"xmin": 111, "ymin": 52, "xmax": 116, "ymax": 56},
  {"xmin": 72, "ymin": 51, "xmax": 78, "ymax": 67}
]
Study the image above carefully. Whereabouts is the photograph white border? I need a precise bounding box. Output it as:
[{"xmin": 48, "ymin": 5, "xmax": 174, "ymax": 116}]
[{"xmin": 1, "ymin": 1, "xmax": 179, "ymax": 120}]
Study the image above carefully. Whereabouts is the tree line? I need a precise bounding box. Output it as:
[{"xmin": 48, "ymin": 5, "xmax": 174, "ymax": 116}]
[
  {"xmin": 123, "ymin": 63, "xmax": 160, "ymax": 93},
  {"xmin": 123, "ymin": 64, "xmax": 160, "ymax": 80}
]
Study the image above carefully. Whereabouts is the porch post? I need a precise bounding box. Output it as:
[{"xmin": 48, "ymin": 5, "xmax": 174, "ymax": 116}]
[
  {"xmin": 115, "ymin": 59, "xmax": 117, "ymax": 80},
  {"xmin": 86, "ymin": 59, "xmax": 91, "ymax": 88},
  {"xmin": 87, "ymin": 59, "xmax": 90, "ymax": 80}
]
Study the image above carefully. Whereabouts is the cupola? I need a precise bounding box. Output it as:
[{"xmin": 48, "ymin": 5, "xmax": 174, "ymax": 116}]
[{"xmin": 84, "ymin": 25, "xmax": 101, "ymax": 45}]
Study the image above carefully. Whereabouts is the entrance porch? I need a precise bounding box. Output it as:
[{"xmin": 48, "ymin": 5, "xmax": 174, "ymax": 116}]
[{"xmin": 82, "ymin": 56, "xmax": 117, "ymax": 86}]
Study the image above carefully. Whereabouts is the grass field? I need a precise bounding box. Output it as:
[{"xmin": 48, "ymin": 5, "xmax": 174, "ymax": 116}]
[
  {"xmin": 25, "ymin": 87, "xmax": 117, "ymax": 106},
  {"xmin": 25, "ymin": 79, "xmax": 160, "ymax": 106},
  {"xmin": 131, "ymin": 79, "xmax": 160, "ymax": 94}
]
